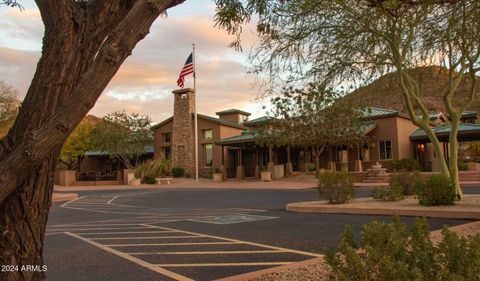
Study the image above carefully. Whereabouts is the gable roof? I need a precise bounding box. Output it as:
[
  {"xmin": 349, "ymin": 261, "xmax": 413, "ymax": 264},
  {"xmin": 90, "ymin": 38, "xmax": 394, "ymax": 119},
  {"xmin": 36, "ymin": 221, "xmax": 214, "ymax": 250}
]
[
  {"xmin": 410, "ymin": 123, "xmax": 480, "ymax": 142},
  {"xmin": 361, "ymin": 107, "xmax": 410, "ymax": 120}
]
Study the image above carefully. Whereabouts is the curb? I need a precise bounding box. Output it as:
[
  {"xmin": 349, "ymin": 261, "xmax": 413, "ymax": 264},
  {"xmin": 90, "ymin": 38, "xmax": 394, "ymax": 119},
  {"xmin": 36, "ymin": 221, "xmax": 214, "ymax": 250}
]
[
  {"xmin": 213, "ymin": 257, "xmax": 325, "ymax": 281},
  {"xmin": 52, "ymin": 192, "xmax": 79, "ymax": 203},
  {"xmin": 286, "ymin": 201, "xmax": 480, "ymax": 220}
]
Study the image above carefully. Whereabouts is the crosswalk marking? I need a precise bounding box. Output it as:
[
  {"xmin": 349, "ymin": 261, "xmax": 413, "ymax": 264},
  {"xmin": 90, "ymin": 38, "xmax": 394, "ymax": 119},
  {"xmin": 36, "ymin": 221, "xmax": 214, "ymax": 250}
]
[{"xmin": 154, "ymin": 262, "xmax": 293, "ymax": 267}]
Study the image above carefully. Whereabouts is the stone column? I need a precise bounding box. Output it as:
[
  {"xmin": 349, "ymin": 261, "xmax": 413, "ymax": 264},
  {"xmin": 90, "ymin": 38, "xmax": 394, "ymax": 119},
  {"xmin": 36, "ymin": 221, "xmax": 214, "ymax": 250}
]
[
  {"xmin": 286, "ymin": 145, "xmax": 293, "ymax": 176},
  {"xmin": 171, "ymin": 88, "xmax": 196, "ymax": 177}
]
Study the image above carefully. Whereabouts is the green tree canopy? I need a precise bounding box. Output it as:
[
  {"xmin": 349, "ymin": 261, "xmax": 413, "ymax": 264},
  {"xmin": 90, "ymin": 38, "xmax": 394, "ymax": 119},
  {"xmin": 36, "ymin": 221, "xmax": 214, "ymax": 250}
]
[
  {"xmin": 91, "ymin": 111, "xmax": 153, "ymax": 169},
  {"xmin": 59, "ymin": 116, "xmax": 98, "ymax": 170},
  {"xmin": 257, "ymin": 84, "xmax": 365, "ymax": 174},
  {"xmin": 0, "ymin": 81, "xmax": 20, "ymax": 138}
]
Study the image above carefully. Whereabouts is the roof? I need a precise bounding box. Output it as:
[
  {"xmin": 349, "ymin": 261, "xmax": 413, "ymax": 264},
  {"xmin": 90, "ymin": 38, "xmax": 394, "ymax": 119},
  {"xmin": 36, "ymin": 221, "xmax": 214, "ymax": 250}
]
[
  {"xmin": 216, "ymin": 109, "xmax": 251, "ymax": 116},
  {"xmin": 151, "ymin": 114, "xmax": 247, "ymax": 130},
  {"xmin": 461, "ymin": 111, "xmax": 478, "ymax": 119},
  {"xmin": 215, "ymin": 130, "xmax": 256, "ymax": 145},
  {"xmin": 216, "ymin": 122, "xmax": 377, "ymax": 146},
  {"xmin": 361, "ymin": 107, "xmax": 410, "ymax": 120},
  {"xmin": 243, "ymin": 116, "xmax": 278, "ymax": 127},
  {"xmin": 410, "ymin": 123, "xmax": 480, "ymax": 142},
  {"xmin": 85, "ymin": 144, "xmax": 154, "ymax": 156}
]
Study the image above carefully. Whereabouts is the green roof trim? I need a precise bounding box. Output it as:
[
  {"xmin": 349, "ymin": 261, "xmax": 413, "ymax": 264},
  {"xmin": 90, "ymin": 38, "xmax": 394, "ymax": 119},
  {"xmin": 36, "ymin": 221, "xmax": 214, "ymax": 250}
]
[
  {"xmin": 215, "ymin": 130, "xmax": 256, "ymax": 145},
  {"xmin": 361, "ymin": 107, "xmax": 410, "ymax": 120},
  {"xmin": 410, "ymin": 123, "xmax": 480, "ymax": 141},
  {"xmin": 85, "ymin": 144, "xmax": 154, "ymax": 156}
]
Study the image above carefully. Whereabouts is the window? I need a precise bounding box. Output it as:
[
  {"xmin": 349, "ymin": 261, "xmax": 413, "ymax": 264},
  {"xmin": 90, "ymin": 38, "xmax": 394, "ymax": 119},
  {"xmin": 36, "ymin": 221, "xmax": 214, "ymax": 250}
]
[
  {"xmin": 163, "ymin": 133, "xmax": 171, "ymax": 143},
  {"xmin": 204, "ymin": 129, "xmax": 213, "ymax": 141},
  {"xmin": 204, "ymin": 144, "xmax": 213, "ymax": 166},
  {"xmin": 379, "ymin": 140, "xmax": 393, "ymax": 160},
  {"xmin": 337, "ymin": 145, "xmax": 348, "ymax": 163},
  {"xmin": 163, "ymin": 147, "xmax": 171, "ymax": 159},
  {"xmin": 239, "ymin": 115, "xmax": 248, "ymax": 124}
]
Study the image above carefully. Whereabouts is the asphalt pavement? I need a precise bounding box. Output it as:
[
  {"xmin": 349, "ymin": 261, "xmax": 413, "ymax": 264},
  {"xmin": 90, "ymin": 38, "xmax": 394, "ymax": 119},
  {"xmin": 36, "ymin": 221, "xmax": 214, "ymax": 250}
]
[{"xmin": 44, "ymin": 186, "xmax": 479, "ymax": 281}]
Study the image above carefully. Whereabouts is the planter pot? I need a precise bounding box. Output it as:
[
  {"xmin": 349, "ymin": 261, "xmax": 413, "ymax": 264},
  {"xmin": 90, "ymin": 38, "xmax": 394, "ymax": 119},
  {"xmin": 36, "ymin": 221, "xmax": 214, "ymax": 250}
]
[
  {"xmin": 128, "ymin": 178, "xmax": 141, "ymax": 186},
  {"xmin": 213, "ymin": 173, "xmax": 223, "ymax": 182},
  {"xmin": 261, "ymin": 171, "xmax": 272, "ymax": 182},
  {"xmin": 372, "ymin": 162, "xmax": 383, "ymax": 169}
]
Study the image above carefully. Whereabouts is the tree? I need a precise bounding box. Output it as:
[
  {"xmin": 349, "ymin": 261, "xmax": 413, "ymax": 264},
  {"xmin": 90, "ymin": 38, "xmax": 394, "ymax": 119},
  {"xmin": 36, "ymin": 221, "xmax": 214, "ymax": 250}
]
[
  {"xmin": 214, "ymin": 0, "xmax": 480, "ymax": 199},
  {"xmin": 59, "ymin": 116, "xmax": 97, "ymax": 170},
  {"xmin": 0, "ymin": 1, "xmax": 185, "ymax": 280},
  {"xmin": 0, "ymin": 81, "xmax": 20, "ymax": 138},
  {"xmin": 257, "ymin": 84, "xmax": 365, "ymax": 176},
  {"xmin": 91, "ymin": 111, "xmax": 153, "ymax": 169}
]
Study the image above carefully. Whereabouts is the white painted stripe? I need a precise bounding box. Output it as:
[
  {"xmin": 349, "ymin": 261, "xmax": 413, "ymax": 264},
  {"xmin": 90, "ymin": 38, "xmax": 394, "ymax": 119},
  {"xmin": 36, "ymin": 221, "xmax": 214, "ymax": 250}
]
[
  {"xmin": 60, "ymin": 196, "xmax": 86, "ymax": 207},
  {"xmin": 65, "ymin": 232, "xmax": 193, "ymax": 281},
  {"xmin": 128, "ymin": 250, "xmax": 287, "ymax": 255},
  {"xmin": 77, "ymin": 230, "xmax": 176, "ymax": 235},
  {"xmin": 47, "ymin": 226, "xmax": 152, "ymax": 231},
  {"xmin": 107, "ymin": 196, "xmax": 118, "ymax": 204},
  {"xmin": 142, "ymin": 225, "xmax": 323, "ymax": 258},
  {"xmin": 154, "ymin": 262, "xmax": 293, "ymax": 267},
  {"xmin": 105, "ymin": 242, "xmax": 242, "ymax": 247},
  {"xmin": 91, "ymin": 236, "xmax": 202, "ymax": 240}
]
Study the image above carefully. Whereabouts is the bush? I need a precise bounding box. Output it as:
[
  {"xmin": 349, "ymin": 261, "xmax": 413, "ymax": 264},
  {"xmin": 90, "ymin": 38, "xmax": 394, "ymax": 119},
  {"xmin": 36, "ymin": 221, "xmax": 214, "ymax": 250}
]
[
  {"xmin": 326, "ymin": 216, "xmax": 480, "ymax": 281},
  {"xmin": 371, "ymin": 185, "xmax": 404, "ymax": 201},
  {"xmin": 458, "ymin": 160, "xmax": 469, "ymax": 171},
  {"xmin": 135, "ymin": 158, "xmax": 171, "ymax": 179},
  {"xmin": 390, "ymin": 171, "xmax": 420, "ymax": 196},
  {"xmin": 171, "ymin": 167, "xmax": 185, "ymax": 178},
  {"xmin": 142, "ymin": 175, "xmax": 156, "ymax": 184},
  {"xmin": 318, "ymin": 171, "xmax": 354, "ymax": 204},
  {"xmin": 206, "ymin": 167, "xmax": 221, "ymax": 179},
  {"xmin": 415, "ymin": 175, "xmax": 456, "ymax": 206},
  {"xmin": 386, "ymin": 158, "xmax": 420, "ymax": 172}
]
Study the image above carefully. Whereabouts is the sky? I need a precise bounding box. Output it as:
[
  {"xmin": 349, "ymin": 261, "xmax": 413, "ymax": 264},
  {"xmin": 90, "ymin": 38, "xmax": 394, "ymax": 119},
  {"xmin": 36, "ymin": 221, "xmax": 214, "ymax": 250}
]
[{"xmin": 0, "ymin": 1, "xmax": 267, "ymax": 123}]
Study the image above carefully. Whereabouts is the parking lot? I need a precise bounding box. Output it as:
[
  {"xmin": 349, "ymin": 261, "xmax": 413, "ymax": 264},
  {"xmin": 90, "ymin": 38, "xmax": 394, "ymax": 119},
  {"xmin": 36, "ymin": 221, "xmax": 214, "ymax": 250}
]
[{"xmin": 45, "ymin": 188, "xmax": 476, "ymax": 280}]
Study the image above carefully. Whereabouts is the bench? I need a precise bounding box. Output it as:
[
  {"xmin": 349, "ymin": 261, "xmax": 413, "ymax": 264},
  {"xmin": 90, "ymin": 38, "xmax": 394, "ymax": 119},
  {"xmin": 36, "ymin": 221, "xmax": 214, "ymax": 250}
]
[{"xmin": 155, "ymin": 177, "xmax": 173, "ymax": 185}]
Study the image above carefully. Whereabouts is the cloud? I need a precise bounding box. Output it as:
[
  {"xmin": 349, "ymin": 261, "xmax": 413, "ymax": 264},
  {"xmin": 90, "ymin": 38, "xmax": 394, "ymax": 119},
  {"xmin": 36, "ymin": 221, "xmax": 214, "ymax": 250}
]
[{"xmin": 0, "ymin": 1, "xmax": 267, "ymax": 123}]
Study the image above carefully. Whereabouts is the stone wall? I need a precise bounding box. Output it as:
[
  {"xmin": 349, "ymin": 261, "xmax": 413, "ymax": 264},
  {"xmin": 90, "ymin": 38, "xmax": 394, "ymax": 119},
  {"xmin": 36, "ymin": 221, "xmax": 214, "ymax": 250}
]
[{"xmin": 171, "ymin": 88, "xmax": 195, "ymax": 177}]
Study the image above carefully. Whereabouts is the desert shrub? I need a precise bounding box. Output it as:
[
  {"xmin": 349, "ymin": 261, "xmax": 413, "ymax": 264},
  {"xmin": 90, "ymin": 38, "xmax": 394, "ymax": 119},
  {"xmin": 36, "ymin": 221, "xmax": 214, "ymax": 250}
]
[
  {"xmin": 318, "ymin": 171, "xmax": 354, "ymax": 204},
  {"xmin": 415, "ymin": 175, "xmax": 456, "ymax": 206},
  {"xmin": 171, "ymin": 167, "xmax": 185, "ymax": 178},
  {"xmin": 458, "ymin": 160, "xmax": 469, "ymax": 171},
  {"xmin": 306, "ymin": 162, "xmax": 316, "ymax": 172},
  {"xmin": 206, "ymin": 167, "xmax": 221, "ymax": 179},
  {"xmin": 371, "ymin": 185, "xmax": 404, "ymax": 201},
  {"xmin": 326, "ymin": 216, "xmax": 480, "ymax": 281},
  {"xmin": 135, "ymin": 158, "xmax": 171, "ymax": 179},
  {"xmin": 390, "ymin": 171, "xmax": 420, "ymax": 196},
  {"xmin": 386, "ymin": 158, "xmax": 420, "ymax": 172},
  {"xmin": 142, "ymin": 175, "xmax": 156, "ymax": 184}
]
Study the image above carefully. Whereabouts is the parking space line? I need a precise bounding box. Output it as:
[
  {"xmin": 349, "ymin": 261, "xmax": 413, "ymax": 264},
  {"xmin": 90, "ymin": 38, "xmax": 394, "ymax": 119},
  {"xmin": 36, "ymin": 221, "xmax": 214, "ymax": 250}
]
[
  {"xmin": 142, "ymin": 224, "xmax": 323, "ymax": 258},
  {"xmin": 154, "ymin": 262, "xmax": 292, "ymax": 267},
  {"xmin": 77, "ymin": 230, "xmax": 176, "ymax": 235},
  {"xmin": 91, "ymin": 236, "xmax": 202, "ymax": 240},
  {"xmin": 104, "ymin": 242, "xmax": 243, "ymax": 247},
  {"xmin": 107, "ymin": 196, "xmax": 118, "ymax": 204},
  {"xmin": 46, "ymin": 226, "xmax": 152, "ymax": 231},
  {"xmin": 128, "ymin": 250, "xmax": 287, "ymax": 255},
  {"xmin": 60, "ymin": 196, "xmax": 86, "ymax": 207},
  {"xmin": 65, "ymin": 232, "xmax": 193, "ymax": 281}
]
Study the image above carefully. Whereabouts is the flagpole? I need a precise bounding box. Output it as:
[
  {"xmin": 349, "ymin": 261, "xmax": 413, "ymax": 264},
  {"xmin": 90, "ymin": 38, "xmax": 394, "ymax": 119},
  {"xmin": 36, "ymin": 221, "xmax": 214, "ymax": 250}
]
[{"xmin": 193, "ymin": 43, "xmax": 199, "ymax": 182}]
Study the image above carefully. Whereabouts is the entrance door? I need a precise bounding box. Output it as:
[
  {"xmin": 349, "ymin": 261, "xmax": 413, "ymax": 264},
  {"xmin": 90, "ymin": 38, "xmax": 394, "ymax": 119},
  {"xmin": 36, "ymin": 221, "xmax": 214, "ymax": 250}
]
[
  {"xmin": 243, "ymin": 149, "xmax": 256, "ymax": 177},
  {"xmin": 415, "ymin": 143, "xmax": 427, "ymax": 171}
]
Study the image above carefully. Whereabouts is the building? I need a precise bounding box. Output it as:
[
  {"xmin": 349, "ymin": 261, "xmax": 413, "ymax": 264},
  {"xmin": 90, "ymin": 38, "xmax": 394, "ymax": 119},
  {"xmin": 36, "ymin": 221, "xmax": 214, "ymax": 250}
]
[
  {"xmin": 152, "ymin": 88, "xmax": 248, "ymax": 177},
  {"xmin": 152, "ymin": 89, "xmax": 480, "ymax": 179}
]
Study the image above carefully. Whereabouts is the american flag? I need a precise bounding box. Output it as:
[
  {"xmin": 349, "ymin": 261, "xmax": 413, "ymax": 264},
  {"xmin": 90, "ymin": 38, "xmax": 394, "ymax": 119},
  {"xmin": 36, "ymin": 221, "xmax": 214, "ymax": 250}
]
[{"xmin": 177, "ymin": 53, "xmax": 194, "ymax": 88}]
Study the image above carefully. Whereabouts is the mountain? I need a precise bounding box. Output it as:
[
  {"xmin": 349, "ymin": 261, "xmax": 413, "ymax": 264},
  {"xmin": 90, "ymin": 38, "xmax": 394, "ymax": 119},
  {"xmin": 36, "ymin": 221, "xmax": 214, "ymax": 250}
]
[{"xmin": 342, "ymin": 66, "xmax": 480, "ymax": 114}]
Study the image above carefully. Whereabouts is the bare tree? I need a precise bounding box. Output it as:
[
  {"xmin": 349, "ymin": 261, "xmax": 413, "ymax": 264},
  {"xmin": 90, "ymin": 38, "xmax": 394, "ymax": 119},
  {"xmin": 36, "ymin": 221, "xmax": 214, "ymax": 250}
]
[{"xmin": 0, "ymin": 1, "xmax": 185, "ymax": 280}]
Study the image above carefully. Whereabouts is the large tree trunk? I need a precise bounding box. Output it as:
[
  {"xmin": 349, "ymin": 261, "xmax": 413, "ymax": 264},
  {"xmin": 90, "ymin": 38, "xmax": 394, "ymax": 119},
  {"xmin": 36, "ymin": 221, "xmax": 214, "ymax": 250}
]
[{"xmin": 0, "ymin": 1, "xmax": 185, "ymax": 280}]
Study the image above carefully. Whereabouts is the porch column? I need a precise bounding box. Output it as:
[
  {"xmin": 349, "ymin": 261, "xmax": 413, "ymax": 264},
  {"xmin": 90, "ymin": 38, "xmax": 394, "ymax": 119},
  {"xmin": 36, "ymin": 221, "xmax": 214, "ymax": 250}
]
[
  {"xmin": 354, "ymin": 143, "xmax": 363, "ymax": 172},
  {"xmin": 236, "ymin": 148, "xmax": 245, "ymax": 179},
  {"xmin": 327, "ymin": 145, "xmax": 336, "ymax": 171},
  {"xmin": 254, "ymin": 149, "xmax": 260, "ymax": 178},
  {"xmin": 220, "ymin": 146, "xmax": 227, "ymax": 180},
  {"xmin": 267, "ymin": 145, "xmax": 275, "ymax": 176},
  {"xmin": 286, "ymin": 145, "xmax": 293, "ymax": 176}
]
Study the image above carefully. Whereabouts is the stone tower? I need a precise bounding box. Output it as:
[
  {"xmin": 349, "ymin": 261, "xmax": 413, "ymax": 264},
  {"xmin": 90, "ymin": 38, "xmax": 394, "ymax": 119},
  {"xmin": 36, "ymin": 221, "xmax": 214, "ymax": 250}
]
[{"xmin": 171, "ymin": 88, "xmax": 195, "ymax": 176}]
